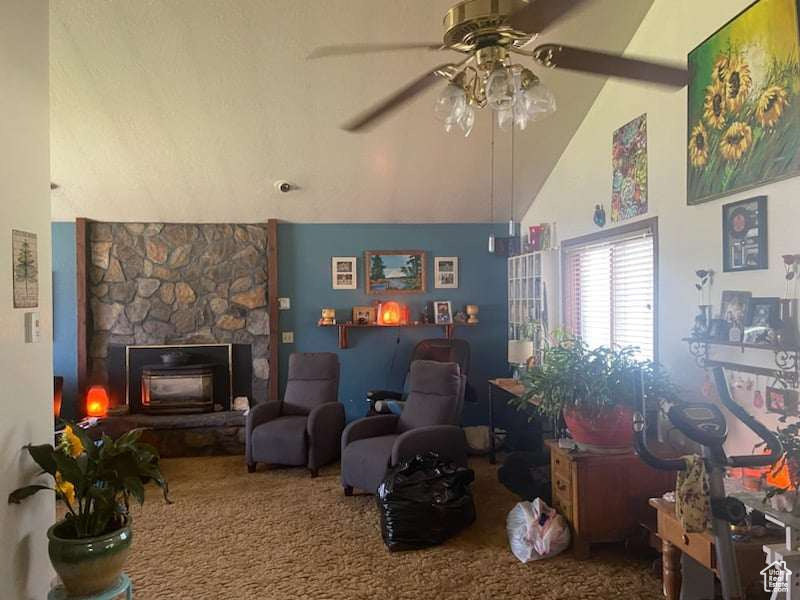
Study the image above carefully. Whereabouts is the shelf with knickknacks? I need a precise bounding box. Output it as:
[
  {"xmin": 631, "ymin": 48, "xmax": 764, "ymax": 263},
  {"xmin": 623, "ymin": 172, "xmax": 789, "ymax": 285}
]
[{"xmin": 684, "ymin": 258, "xmax": 800, "ymax": 390}]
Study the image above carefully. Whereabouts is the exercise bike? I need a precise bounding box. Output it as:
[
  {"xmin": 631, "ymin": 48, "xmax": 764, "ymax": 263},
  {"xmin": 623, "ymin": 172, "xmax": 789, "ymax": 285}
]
[{"xmin": 633, "ymin": 367, "xmax": 783, "ymax": 600}]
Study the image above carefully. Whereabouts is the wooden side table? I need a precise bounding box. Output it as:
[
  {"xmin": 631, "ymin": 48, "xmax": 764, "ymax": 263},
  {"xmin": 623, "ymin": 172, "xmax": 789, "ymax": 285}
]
[
  {"xmin": 49, "ymin": 574, "xmax": 132, "ymax": 600},
  {"xmin": 649, "ymin": 498, "xmax": 780, "ymax": 599},
  {"xmin": 546, "ymin": 439, "xmax": 676, "ymax": 559}
]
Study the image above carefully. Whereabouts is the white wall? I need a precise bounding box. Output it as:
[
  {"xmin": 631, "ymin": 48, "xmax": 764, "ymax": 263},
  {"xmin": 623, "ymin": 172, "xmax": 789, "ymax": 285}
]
[
  {"xmin": 0, "ymin": 2, "xmax": 53, "ymax": 598},
  {"xmin": 522, "ymin": 0, "xmax": 800, "ymax": 452}
]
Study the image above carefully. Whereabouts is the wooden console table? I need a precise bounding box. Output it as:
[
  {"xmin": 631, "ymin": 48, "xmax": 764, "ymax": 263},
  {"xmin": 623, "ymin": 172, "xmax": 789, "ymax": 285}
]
[
  {"xmin": 546, "ymin": 439, "xmax": 676, "ymax": 559},
  {"xmin": 649, "ymin": 498, "xmax": 781, "ymax": 599}
]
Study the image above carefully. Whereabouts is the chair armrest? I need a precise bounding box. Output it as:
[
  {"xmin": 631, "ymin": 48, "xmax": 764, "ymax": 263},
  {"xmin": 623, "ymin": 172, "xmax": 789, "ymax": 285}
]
[
  {"xmin": 341, "ymin": 415, "xmax": 399, "ymax": 449},
  {"xmin": 245, "ymin": 400, "xmax": 282, "ymax": 465},
  {"xmin": 246, "ymin": 400, "xmax": 281, "ymax": 435},
  {"xmin": 307, "ymin": 402, "xmax": 346, "ymax": 469},
  {"xmin": 391, "ymin": 425, "xmax": 468, "ymax": 468},
  {"xmin": 367, "ymin": 389, "xmax": 403, "ymax": 402}
]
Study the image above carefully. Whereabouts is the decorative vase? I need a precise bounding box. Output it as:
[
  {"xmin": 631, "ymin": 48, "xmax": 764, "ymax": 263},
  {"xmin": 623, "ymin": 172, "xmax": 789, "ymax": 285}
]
[
  {"xmin": 48, "ymin": 516, "xmax": 132, "ymax": 596},
  {"xmin": 466, "ymin": 304, "xmax": 479, "ymax": 324},
  {"xmin": 562, "ymin": 405, "xmax": 635, "ymax": 453}
]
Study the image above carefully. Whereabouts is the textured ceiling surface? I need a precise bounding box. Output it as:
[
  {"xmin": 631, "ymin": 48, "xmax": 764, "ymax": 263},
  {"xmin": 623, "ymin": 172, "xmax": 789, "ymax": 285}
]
[{"xmin": 50, "ymin": 0, "xmax": 654, "ymax": 223}]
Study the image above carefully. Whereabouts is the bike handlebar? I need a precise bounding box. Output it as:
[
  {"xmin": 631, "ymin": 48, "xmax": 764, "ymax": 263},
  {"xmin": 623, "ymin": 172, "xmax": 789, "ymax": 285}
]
[
  {"xmin": 711, "ymin": 367, "xmax": 782, "ymax": 468},
  {"xmin": 632, "ymin": 366, "xmax": 782, "ymax": 472}
]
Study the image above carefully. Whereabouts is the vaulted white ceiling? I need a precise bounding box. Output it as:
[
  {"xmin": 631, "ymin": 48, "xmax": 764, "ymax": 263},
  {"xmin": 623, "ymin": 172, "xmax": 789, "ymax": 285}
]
[{"xmin": 50, "ymin": 0, "xmax": 654, "ymax": 223}]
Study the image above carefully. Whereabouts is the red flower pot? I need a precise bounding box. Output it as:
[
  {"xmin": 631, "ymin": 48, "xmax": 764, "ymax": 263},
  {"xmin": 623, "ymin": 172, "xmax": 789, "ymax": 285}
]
[{"xmin": 563, "ymin": 405, "xmax": 634, "ymax": 452}]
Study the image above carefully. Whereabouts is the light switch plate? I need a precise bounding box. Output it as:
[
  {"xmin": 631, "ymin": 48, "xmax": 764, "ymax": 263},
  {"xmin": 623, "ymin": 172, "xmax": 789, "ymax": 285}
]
[
  {"xmin": 24, "ymin": 311, "xmax": 40, "ymax": 343},
  {"xmin": 278, "ymin": 297, "xmax": 291, "ymax": 310},
  {"xmin": 282, "ymin": 331, "xmax": 294, "ymax": 343}
]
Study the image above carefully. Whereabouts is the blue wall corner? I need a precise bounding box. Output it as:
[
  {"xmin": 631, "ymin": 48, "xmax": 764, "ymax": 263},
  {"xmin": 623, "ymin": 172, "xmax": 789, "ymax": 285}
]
[
  {"xmin": 277, "ymin": 223, "xmax": 509, "ymax": 424},
  {"xmin": 52, "ymin": 222, "xmax": 78, "ymax": 418},
  {"xmin": 51, "ymin": 221, "xmax": 510, "ymax": 425}
]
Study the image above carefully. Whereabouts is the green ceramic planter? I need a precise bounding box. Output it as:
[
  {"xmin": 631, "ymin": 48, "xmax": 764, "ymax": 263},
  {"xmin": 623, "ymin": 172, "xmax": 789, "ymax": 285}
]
[{"xmin": 47, "ymin": 517, "xmax": 132, "ymax": 596}]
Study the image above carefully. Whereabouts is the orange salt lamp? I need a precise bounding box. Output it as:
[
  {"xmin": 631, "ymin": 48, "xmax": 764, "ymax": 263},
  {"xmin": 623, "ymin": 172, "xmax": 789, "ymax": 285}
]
[
  {"xmin": 378, "ymin": 301, "xmax": 402, "ymax": 326},
  {"xmin": 86, "ymin": 385, "xmax": 109, "ymax": 418}
]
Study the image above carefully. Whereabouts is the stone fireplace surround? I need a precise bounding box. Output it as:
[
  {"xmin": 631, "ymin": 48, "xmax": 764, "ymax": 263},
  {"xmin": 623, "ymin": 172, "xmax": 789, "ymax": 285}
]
[
  {"xmin": 86, "ymin": 222, "xmax": 272, "ymax": 407},
  {"xmin": 79, "ymin": 221, "xmax": 276, "ymax": 457}
]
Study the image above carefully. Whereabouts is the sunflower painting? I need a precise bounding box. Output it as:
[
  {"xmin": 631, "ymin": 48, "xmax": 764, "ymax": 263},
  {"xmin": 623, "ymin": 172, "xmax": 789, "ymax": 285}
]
[
  {"xmin": 687, "ymin": 0, "xmax": 800, "ymax": 205},
  {"xmin": 611, "ymin": 114, "xmax": 647, "ymax": 222}
]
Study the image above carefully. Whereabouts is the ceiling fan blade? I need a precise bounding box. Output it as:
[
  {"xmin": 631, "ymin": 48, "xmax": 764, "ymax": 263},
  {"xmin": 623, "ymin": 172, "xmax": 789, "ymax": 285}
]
[
  {"xmin": 342, "ymin": 63, "xmax": 457, "ymax": 132},
  {"xmin": 533, "ymin": 43, "xmax": 687, "ymax": 88},
  {"xmin": 506, "ymin": 0, "xmax": 588, "ymax": 34},
  {"xmin": 308, "ymin": 42, "xmax": 444, "ymax": 59}
]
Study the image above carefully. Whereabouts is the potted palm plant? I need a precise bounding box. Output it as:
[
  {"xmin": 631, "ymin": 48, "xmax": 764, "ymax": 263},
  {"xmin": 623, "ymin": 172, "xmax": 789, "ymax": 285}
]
[
  {"xmin": 511, "ymin": 333, "xmax": 677, "ymax": 451},
  {"xmin": 8, "ymin": 424, "xmax": 169, "ymax": 596}
]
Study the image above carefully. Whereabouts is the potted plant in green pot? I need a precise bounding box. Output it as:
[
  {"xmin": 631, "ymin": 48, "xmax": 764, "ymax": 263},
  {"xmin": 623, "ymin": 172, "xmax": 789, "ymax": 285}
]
[
  {"xmin": 512, "ymin": 333, "xmax": 677, "ymax": 452},
  {"xmin": 8, "ymin": 424, "xmax": 169, "ymax": 596}
]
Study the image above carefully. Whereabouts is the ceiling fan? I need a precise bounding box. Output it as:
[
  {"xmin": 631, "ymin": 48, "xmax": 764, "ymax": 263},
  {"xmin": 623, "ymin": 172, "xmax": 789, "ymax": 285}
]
[{"xmin": 308, "ymin": 0, "xmax": 687, "ymax": 135}]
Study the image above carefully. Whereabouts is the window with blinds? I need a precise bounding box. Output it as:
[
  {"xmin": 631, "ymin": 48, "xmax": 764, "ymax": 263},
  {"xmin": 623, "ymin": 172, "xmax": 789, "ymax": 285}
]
[{"xmin": 563, "ymin": 225, "xmax": 655, "ymax": 360}]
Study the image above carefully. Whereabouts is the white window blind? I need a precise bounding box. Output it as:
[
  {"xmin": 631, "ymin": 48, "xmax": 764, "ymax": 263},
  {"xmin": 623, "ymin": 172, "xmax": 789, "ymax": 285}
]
[{"xmin": 564, "ymin": 229, "xmax": 655, "ymax": 360}]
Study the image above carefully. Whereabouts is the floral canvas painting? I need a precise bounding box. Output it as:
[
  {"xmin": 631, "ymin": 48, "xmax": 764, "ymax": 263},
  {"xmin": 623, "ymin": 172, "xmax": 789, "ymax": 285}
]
[
  {"xmin": 611, "ymin": 114, "xmax": 648, "ymax": 222},
  {"xmin": 687, "ymin": 0, "xmax": 800, "ymax": 205}
]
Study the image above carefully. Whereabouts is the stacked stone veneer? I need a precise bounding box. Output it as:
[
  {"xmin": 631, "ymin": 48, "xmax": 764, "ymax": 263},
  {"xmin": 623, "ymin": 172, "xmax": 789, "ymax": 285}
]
[{"xmin": 87, "ymin": 222, "xmax": 270, "ymax": 403}]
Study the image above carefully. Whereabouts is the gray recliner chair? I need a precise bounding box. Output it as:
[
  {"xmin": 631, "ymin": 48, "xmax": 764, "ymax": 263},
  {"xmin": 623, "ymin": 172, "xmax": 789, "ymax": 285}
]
[
  {"xmin": 246, "ymin": 352, "xmax": 343, "ymax": 477},
  {"xmin": 340, "ymin": 360, "xmax": 468, "ymax": 495}
]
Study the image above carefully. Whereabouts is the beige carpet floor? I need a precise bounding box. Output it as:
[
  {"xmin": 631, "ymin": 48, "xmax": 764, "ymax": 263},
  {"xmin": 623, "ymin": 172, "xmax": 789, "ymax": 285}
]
[{"xmin": 125, "ymin": 455, "xmax": 662, "ymax": 599}]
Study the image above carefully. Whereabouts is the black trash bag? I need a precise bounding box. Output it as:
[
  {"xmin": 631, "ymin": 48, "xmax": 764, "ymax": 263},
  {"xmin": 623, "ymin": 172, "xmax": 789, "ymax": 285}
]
[
  {"xmin": 377, "ymin": 453, "xmax": 476, "ymax": 552},
  {"xmin": 497, "ymin": 451, "xmax": 551, "ymax": 503}
]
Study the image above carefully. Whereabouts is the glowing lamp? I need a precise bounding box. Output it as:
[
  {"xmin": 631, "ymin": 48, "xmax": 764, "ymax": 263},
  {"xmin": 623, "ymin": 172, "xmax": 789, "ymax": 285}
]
[
  {"xmin": 54, "ymin": 376, "xmax": 63, "ymax": 419},
  {"xmin": 767, "ymin": 458, "xmax": 795, "ymax": 490},
  {"xmin": 86, "ymin": 385, "xmax": 109, "ymax": 418},
  {"xmin": 378, "ymin": 301, "xmax": 403, "ymax": 326}
]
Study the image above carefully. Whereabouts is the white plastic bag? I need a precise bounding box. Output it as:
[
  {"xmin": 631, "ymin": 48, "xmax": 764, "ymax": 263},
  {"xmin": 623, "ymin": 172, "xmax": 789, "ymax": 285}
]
[{"xmin": 506, "ymin": 498, "xmax": 571, "ymax": 562}]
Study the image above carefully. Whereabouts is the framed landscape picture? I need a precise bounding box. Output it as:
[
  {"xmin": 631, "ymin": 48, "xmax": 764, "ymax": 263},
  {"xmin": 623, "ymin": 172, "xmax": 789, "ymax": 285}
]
[
  {"xmin": 687, "ymin": 0, "xmax": 800, "ymax": 205},
  {"xmin": 364, "ymin": 250, "xmax": 426, "ymax": 295},
  {"xmin": 722, "ymin": 196, "xmax": 767, "ymax": 272}
]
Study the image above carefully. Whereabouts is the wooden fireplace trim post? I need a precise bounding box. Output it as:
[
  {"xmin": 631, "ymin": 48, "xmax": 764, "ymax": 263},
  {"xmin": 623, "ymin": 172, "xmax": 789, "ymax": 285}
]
[
  {"xmin": 267, "ymin": 218, "xmax": 279, "ymax": 403},
  {"xmin": 75, "ymin": 217, "xmax": 91, "ymax": 414}
]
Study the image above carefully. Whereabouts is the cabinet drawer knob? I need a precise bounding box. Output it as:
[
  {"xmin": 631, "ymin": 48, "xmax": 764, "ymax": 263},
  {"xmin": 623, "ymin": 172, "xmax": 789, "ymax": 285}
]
[
  {"xmin": 681, "ymin": 534, "xmax": 690, "ymax": 546},
  {"xmin": 556, "ymin": 479, "xmax": 567, "ymax": 491}
]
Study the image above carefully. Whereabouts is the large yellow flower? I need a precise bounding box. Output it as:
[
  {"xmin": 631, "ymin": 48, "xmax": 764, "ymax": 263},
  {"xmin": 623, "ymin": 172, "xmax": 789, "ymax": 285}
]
[
  {"xmin": 703, "ymin": 81, "xmax": 727, "ymax": 129},
  {"xmin": 55, "ymin": 472, "xmax": 76, "ymax": 508},
  {"xmin": 688, "ymin": 122, "xmax": 710, "ymax": 168},
  {"xmin": 755, "ymin": 85, "xmax": 790, "ymax": 129},
  {"xmin": 711, "ymin": 55, "xmax": 729, "ymax": 85},
  {"xmin": 724, "ymin": 55, "xmax": 752, "ymax": 112},
  {"xmin": 719, "ymin": 122, "xmax": 753, "ymax": 161},
  {"xmin": 62, "ymin": 425, "xmax": 84, "ymax": 458}
]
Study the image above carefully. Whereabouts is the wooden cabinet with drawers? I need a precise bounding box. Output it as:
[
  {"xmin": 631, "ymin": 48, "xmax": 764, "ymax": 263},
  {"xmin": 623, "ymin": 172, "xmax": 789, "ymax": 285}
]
[{"xmin": 545, "ymin": 438, "xmax": 676, "ymax": 559}]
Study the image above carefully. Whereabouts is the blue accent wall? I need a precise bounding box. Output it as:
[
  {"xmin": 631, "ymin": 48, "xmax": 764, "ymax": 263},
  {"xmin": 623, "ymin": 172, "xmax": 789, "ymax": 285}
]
[
  {"xmin": 52, "ymin": 222, "xmax": 78, "ymax": 418},
  {"xmin": 278, "ymin": 223, "xmax": 509, "ymax": 424}
]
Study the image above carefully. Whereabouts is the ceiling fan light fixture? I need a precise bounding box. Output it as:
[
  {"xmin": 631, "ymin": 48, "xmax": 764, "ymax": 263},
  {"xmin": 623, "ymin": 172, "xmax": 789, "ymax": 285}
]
[
  {"xmin": 486, "ymin": 66, "xmax": 515, "ymax": 110},
  {"xmin": 434, "ymin": 83, "xmax": 467, "ymax": 127}
]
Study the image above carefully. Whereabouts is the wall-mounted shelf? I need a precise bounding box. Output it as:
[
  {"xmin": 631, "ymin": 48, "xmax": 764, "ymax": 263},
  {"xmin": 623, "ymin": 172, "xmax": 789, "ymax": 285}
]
[
  {"xmin": 682, "ymin": 337, "xmax": 800, "ymax": 388},
  {"xmin": 319, "ymin": 322, "xmax": 476, "ymax": 349}
]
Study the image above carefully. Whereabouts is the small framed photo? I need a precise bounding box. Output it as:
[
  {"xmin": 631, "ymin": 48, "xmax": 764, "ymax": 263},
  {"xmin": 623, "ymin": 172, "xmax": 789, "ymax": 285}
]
[
  {"xmin": 722, "ymin": 196, "xmax": 767, "ymax": 272},
  {"xmin": 434, "ymin": 300, "xmax": 452, "ymax": 325},
  {"xmin": 352, "ymin": 306, "xmax": 376, "ymax": 325},
  {"xmin": 434, "ymin": 256, "xmax": 458, "ymax": 289},
  {"xmin": 766, "ymin": 386, "xmax": 799, "ymax": 417},
  {"xmin": 332, "ymin": 257, "xmax": 357, "ymax": 290}
]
